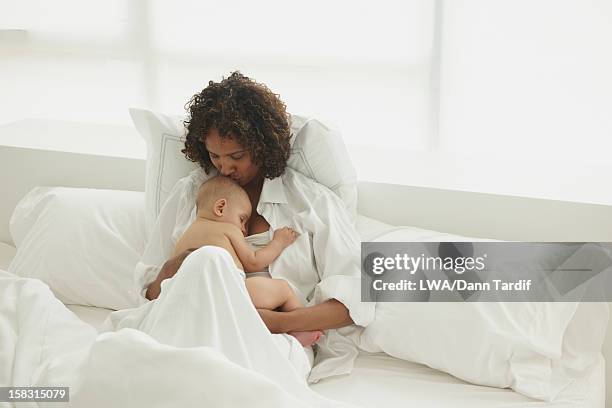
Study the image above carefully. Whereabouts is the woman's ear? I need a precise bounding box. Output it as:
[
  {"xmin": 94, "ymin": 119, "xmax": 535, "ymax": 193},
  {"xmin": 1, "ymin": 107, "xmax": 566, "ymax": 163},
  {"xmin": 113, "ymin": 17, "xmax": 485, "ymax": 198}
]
[{"xmin": 213, "ymin": 198, "xmax": 227, "ymax": 217}]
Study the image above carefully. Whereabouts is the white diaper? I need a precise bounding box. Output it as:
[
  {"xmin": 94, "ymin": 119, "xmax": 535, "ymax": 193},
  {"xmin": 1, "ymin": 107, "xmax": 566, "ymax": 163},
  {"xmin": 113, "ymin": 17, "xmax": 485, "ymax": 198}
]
[
  {"xmin": 244, "ymin": 271, "xmax": 271, "ymax": 279},
  {"xmin": 239, "ymin": 270, "xmax": 272, "ymax": 280}
]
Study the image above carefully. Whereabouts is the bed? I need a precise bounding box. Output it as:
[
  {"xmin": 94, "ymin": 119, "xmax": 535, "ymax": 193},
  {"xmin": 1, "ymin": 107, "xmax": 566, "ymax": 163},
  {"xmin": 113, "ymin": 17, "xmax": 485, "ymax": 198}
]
[
  {"xmin": 1, "ymin": 112, "xmax": 610, "ymax": 407},
  {"xmin": 0, "ymin": 212, "xmax": 606, "ymax": 407}
]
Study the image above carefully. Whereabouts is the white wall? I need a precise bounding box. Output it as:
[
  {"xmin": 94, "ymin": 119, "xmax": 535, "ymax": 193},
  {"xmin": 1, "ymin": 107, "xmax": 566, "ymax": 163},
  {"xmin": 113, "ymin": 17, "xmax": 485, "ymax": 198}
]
[{"xmin": 1, "ymin": 1, "xmax": 611, "ymax": 203}]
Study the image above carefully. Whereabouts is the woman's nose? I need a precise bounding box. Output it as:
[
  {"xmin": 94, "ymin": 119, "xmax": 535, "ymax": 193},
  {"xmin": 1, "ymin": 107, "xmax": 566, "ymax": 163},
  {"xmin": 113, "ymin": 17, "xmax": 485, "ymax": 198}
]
[{"xmin": 218, "ymin": 160, "xmax": 234, "ymax": 176}]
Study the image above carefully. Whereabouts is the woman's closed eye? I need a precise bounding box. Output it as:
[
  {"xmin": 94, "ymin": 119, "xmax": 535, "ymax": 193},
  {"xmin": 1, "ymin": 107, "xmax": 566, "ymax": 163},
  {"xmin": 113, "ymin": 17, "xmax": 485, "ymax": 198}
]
[{"xmin": 209, "ymin": 152, "xmax": 244, "ymax": 161}]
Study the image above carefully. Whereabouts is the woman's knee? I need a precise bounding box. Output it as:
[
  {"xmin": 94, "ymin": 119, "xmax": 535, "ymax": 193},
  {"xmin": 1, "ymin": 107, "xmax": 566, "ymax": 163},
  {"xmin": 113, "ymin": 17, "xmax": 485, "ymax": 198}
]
[
  {"xmin": 176, "ymin": 246, "xmax": 236, "ymax": 280},
  {"xmin": 185, "ymin": 245, "xmax": 232, "ymax": 263}
]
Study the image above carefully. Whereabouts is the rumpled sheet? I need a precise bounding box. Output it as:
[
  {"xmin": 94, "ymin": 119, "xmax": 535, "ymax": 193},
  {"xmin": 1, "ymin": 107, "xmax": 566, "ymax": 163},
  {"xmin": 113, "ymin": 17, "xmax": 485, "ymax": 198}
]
[{"xmin": 0, "ymin": 257, "xmax": 353, "ymax": 407}]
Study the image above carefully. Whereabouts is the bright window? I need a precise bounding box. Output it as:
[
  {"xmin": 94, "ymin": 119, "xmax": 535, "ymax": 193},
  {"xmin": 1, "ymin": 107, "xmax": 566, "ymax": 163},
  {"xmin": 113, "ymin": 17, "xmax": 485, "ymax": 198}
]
[{"xmin": 1, "ymin": 1, "xmax": 610, "ymax": 203}]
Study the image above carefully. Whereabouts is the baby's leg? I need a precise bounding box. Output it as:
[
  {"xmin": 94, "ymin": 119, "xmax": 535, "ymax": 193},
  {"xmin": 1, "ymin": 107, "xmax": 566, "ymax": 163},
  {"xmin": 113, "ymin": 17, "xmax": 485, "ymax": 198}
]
[
  {"xmin": 245, "ymin": 277, "xmax": 301, "ymax": 312},
  {"xmin": 246, "ymin": 277, "xmax": 323, "ymax": 347}
]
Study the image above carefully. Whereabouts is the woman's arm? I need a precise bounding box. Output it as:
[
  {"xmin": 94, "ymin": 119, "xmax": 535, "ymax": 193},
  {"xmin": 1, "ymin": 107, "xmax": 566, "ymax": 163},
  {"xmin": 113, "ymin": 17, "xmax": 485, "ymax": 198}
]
[
  {"xmin": 145, "ymin": 248, "xmax": 197, "ymax": 300},
  {"xmin": 257, "ymin": 299, "xmax": 354, "ymax": 333}
]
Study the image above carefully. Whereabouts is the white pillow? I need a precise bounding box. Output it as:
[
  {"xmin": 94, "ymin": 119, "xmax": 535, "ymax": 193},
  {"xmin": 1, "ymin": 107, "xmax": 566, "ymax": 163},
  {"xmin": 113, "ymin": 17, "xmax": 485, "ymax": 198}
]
[
  {"xmin": 8, "ymin": 187, "xmax": 146, "ymax": 310},
  {"xmin": 357, "ymin": 224, "xmax": 607, "ymax": 401},
  {"xmin": 129, "ymin": 108, "xmax": 358, "ymax": 237},
  {"xmin": 286, "ymin": 115, "xmax": 358, "ymax": 217},
  {"xmin": 129, "ymin": 108, "xmax": 198, "ymax": 237}
]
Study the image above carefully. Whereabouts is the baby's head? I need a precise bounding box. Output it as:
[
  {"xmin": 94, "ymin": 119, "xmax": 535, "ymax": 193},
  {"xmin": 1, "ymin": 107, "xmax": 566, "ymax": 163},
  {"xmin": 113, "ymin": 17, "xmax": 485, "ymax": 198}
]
[{"xmin": 196, "ymin": 176, "xmax": 252, "ymax": 236}]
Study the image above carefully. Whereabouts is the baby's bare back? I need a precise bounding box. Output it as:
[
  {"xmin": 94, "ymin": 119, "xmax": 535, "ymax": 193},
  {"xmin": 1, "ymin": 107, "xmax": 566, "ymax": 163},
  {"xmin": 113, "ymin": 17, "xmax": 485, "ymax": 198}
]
[{"xmin": 173, "ymin": 219, "xmax": 243, "ymax": 269}]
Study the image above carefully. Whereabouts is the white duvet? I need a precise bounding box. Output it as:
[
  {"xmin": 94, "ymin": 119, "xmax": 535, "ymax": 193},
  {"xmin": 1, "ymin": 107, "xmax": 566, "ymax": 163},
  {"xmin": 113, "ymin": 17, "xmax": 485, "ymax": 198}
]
[{"xmin": 0, "ymin": 268, "xmax": 351, "ymax": 408}]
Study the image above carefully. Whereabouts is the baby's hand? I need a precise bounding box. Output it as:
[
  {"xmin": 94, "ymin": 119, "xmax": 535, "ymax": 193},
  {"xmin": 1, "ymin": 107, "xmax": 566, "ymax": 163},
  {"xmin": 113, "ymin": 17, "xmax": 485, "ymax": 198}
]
[{"xmin": 273, "ymin": 227, "xmax": 299, "ymax": 247}]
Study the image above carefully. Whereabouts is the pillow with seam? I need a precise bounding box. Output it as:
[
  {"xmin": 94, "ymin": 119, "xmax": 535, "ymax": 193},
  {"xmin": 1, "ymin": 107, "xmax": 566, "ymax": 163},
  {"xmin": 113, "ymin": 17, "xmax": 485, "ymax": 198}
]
[{"xmin": 129, "ymin": 108, "xmax": 358, "ymax": 240}]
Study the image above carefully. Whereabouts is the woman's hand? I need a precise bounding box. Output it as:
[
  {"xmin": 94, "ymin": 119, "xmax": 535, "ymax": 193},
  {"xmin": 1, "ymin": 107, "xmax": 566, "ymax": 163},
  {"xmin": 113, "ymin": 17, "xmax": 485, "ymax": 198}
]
[
  {"xmin": 145, "ymin": 248, "xmax": 198, "ymax": 300},
  {"xmin": 257, "ymin": 299, "xmax": 354, "ymax": 333}
]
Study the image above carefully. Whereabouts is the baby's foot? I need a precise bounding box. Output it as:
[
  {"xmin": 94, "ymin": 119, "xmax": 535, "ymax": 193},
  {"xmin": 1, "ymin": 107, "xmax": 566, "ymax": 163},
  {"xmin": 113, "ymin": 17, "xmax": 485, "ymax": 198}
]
[{"xmin": 289, "ymin": 330, "xmax": 324, "ymax": 347}]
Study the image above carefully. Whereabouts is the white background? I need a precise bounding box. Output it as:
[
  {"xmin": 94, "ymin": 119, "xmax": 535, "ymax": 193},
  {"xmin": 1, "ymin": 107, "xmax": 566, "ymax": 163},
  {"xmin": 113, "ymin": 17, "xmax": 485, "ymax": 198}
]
[{"xmin": 1, "ymin": 0, "xmax": 611, "ymax": 203}]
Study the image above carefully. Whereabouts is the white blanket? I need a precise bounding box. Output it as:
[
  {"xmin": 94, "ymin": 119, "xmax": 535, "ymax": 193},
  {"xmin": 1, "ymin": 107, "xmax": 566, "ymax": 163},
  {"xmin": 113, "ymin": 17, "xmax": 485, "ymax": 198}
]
[{"xmin": 0, "ymin": 262, "xmax": 353, "ymax": 407}]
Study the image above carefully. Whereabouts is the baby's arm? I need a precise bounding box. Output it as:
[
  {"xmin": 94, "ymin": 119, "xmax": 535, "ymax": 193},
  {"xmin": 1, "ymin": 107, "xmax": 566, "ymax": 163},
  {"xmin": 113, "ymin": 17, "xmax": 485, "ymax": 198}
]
[{"xmin": 227, "ymin": 227, "xmax": 298, "ymax": 272}]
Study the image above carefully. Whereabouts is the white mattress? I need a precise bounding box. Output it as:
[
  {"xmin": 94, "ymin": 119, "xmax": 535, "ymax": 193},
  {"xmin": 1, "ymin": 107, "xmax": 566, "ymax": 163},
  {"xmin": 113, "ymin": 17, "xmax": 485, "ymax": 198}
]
[{"xmin": 1, "ymin": 220, "xmax": 604, "ymax": 407}]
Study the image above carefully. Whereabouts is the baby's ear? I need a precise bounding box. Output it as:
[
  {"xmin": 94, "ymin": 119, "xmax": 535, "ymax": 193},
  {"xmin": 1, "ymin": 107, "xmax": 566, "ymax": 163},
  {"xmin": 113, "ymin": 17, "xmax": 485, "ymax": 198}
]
[{"xmin": 213, "ymin": 198, "xmax": 227, "ymax": 216}]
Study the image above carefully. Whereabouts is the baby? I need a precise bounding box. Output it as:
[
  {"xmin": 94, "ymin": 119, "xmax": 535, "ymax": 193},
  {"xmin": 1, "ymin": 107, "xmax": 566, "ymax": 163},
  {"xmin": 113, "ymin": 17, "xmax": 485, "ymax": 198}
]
[{"xmin": 173, "ymin": 176, "xmax": 323, "ymax": 347}]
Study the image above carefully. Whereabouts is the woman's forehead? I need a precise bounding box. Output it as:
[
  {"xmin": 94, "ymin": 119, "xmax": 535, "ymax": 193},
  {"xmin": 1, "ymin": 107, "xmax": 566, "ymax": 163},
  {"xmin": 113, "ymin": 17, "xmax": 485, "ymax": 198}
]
[{"xmin": 204, "ymin": 129, "xmax": 244, "ymax": 153}]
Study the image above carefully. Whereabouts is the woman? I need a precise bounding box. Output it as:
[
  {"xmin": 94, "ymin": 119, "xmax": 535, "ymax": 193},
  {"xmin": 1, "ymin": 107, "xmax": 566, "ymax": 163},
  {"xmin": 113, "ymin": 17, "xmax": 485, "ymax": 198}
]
[{"xmin": 111, "ymin": 72, "xmax": 373, "ymax": 390}]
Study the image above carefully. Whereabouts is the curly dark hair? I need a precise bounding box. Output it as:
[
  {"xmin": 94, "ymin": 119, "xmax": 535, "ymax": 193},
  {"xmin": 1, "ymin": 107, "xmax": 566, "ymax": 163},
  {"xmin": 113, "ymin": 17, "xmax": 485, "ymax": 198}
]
[{"xmin": 182, "ymin": 71, "xmax": 291, "ymax": 179}]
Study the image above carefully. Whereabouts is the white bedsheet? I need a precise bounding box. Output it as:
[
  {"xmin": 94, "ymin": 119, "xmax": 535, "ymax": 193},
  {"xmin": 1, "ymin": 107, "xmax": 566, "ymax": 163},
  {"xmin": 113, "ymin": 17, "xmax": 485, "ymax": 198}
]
[
  {"xmin": 64, "ymin": 301, "xmax": 604, "ymax": 407},
  {"xmin": 103, "ymin": 246, "xmax": 317, "ymax": 390},
  {"xmin": 312, "ymin": 353, "xmax": 604, "ymax": 408},
  {"xmin": 0, "ymin": 268, "xmax": 350, "ymax": 408},
  {"xmin": 0, "ymin": 216, "xmax": 605, "ymax": 407}
]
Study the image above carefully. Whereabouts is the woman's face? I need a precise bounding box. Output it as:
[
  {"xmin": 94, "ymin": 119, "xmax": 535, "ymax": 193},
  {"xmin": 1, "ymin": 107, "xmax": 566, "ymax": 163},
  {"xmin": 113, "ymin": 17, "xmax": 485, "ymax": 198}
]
[{"xmin": 204, "ymin": 129, "xmax": 260, "ymax": 187}]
